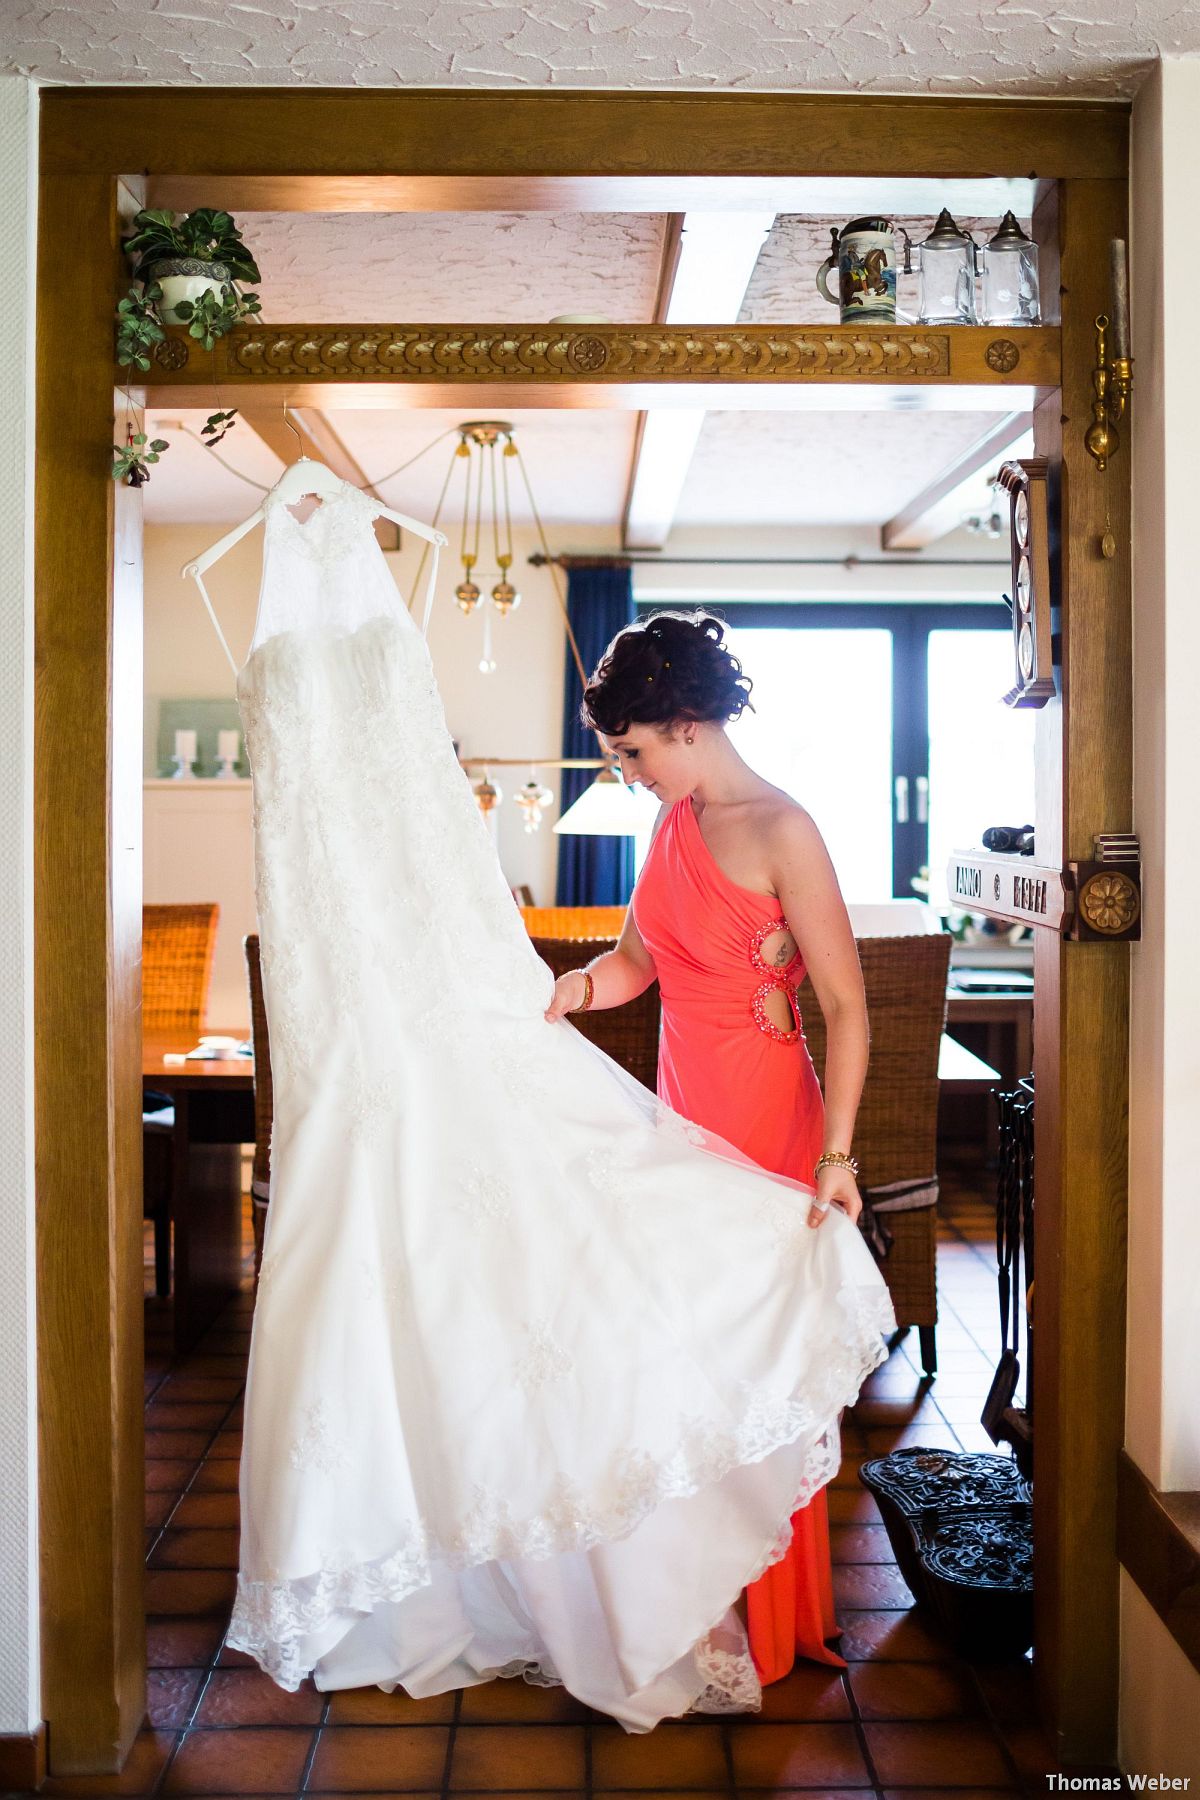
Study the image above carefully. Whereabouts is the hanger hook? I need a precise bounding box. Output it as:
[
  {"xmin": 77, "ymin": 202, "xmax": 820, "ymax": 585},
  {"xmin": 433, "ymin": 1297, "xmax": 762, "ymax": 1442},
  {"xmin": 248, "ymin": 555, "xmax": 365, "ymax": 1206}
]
[{"xmin": 281, "ymin": 400, "xmax": 303, "ymax": 455}]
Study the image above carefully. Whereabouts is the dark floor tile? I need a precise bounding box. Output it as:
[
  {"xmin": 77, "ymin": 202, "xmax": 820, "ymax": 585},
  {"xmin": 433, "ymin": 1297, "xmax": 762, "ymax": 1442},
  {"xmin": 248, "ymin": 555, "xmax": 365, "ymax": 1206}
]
[
  {"xmin": 148, "ymin": 1527, "xmax": 239, "ymax": 1570},
  {"xmin": 826, "ymin": 1488, "xmax": 882, "ymax": 1526},
  {"xmin": 860, "ymin": 1427, "xmax": 964, "ymax": 1457},
  {"xmin": 880, "ymin": 1791, "xmax": 1016, "ymax": 1800},
  {"xmin": 836, "ymin": 1609, "xmax": 951, "ymax": 1663},
  {"xmin": 307, "ymin": 1724, "xmax": 450, "ymax": 1791},
  {"xmin": 145, "ymin": 1458, "xmax": 199, "ymax": 1492},
  {"xmin": 448, "ymin": 1723, "xmax": 586, "ymax": 1791},
  {"xmin": 458, "ymin": 1678, "xmax": 587, "ymax": 1723},
  {"xmin": 157, "ymin": 1374, "xmax": 245, "ymax": 1401},
  {"xmin": 216, "ymin": 1638, "xmax": 259, "ymax": 1669},
  {"xmin": 998, "ymin": 1722, "xmax": 1072, "ymax": 1781},
  {"xmin": 847, "ymin": 1660, "xmax": 981, "ymax": 1720},
  {"xmin": 757, "ymin": 1666, "xmax": 851, "ymax": 1722},
  {"xmin": 593, "ymin": 1792, "xmax": 734, "ymax": 1800},
  {"xmin": 833, "ymin": 1565, "xmax": 915, "ymax": 1610},
  {"xmin": 145, "ymin": 1491, "xmax": 177, "ymax": 1528},
  {"xmin": 146, "ymin": 1668, "xmax": 205, "ymax": 1728},
  {"xmin": 41, "ymin": 1729, "xmax": 176, "ymax": 1795},
  {"xmin": 145, "ymin": 1430, "xmax": 213, "ymax": 1461},
  {"xmin": 830, "ymin": 1524, "xmax": 895, "ymax": 1565},
  {"xmin": 145, "ymin": 1401, "xmax": 230, "ymax": 1431},
  {"xmin": 729, "ymin": 1721, "xmax": 870, "ymax": 1788},
  {"xmin": 146, "ymin": 1616, "xmax": 226, "ymax": 1669},
  {"xmin": 592, "ymin": 1720, "xmax": 727, "ymax": 1787},
  {"xmin": 192, "ymin": 1666, "xmax": 324, "ymax": 1726},
  {"xmin": 863, "ymin": 1721, "xmax": 1014, "ymax": 1786},
  {"xmin": 326, "ymin": 1686, "xmax": 455, "ymax": 1725},
  {"xmin": 163, "ymin": 1725, "xmax": 314, "ymax": 1795},
  {"xmin": 968, "ymin": 1661, "xmax": 1039, "ymax": 1727},
  {"xmin": 143, "ymin": 1568, "xmax": 237, "ymax": 1616},
  {"xmin": 170, "ymin": 1489, "xmax": 241, "ymax": 1528},
  {"xmin": 190, "ymin": 1457, "xmax": 240, "ymax": 1492}
]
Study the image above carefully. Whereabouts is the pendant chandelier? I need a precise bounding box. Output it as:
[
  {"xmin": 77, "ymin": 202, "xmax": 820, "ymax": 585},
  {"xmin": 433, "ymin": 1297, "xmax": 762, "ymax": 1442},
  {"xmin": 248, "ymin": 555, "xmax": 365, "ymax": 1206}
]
[
  {"xmin": 406, "ymin": 419, "xmax": 648, "ymax": 838},
  {"xmin": 410, "ymin": 419, "xmax": 537, "ymax": 677}
]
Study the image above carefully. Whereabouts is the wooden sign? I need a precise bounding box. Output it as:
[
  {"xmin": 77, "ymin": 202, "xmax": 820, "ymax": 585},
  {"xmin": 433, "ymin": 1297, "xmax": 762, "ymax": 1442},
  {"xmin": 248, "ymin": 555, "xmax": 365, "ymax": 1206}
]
[
  {"xmin": 947, "ymin": 850, "xmax": 1141, "ymax": 941},
  {"xmin": 948, "ymin": 850, "xmax": 1072, "ymax": 931}
]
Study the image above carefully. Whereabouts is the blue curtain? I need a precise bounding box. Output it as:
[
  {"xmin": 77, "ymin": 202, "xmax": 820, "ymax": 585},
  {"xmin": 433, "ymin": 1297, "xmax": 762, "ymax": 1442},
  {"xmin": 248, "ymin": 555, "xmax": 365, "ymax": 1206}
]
[{"xmin": 555, "ymin": 562, "xmax": 636, "ymax": 906}]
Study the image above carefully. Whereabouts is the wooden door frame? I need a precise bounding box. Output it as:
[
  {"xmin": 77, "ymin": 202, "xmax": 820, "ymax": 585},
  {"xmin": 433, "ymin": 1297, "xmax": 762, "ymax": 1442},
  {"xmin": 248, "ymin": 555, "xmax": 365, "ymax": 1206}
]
[{"xmin": 35, "ymin": 88, "xmax": 1130, "ymax": 1773}]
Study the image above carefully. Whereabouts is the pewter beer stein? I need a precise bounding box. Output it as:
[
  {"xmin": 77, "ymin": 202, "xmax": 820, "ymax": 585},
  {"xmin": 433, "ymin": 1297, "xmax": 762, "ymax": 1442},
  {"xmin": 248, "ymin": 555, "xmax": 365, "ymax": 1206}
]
[{"xmin": 815, "ymin": 218, "xmax": 899, "ymax": 324}]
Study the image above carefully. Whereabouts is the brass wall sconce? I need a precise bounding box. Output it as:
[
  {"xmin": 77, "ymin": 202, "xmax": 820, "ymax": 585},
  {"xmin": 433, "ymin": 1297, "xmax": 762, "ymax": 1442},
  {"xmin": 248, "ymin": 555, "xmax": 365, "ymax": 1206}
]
[{"xmin": 1084, "ymin": 240, "xmax": 1134, "ymax": 474}]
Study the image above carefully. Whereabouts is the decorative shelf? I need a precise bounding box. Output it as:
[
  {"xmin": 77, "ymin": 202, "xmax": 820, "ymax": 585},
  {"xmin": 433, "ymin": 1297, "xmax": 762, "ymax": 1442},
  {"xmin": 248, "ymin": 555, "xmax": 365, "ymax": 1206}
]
[{"xmin": 135, "ymin": 322, "xmax": 1061, "ymax": 411}]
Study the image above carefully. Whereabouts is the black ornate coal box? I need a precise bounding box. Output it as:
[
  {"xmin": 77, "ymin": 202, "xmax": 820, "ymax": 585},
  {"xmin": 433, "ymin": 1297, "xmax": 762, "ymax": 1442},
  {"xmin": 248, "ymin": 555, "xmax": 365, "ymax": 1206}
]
[{"xmin": 859, "ymin": 1446, "xmax": 1033, "ymax": 1661}]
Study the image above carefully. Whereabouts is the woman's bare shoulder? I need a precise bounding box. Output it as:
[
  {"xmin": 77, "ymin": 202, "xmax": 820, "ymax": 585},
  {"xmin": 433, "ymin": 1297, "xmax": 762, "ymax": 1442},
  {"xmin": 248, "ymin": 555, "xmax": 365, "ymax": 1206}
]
[{"xmin": 753, "ymin": 789, "xmax": 821, "ymax": 848}]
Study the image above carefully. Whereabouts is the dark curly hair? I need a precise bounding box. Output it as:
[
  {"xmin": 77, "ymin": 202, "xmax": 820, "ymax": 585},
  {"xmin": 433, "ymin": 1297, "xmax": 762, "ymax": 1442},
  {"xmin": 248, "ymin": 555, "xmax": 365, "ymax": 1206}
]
[{"xmin": 580, "ymin": 610, "xmax": 753, "ymax": 737}]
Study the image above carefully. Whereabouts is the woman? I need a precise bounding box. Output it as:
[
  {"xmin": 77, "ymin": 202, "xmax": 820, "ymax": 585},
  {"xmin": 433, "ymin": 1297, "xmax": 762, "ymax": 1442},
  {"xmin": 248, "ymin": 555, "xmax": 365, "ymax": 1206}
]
[{"xmin": 546, "ymin": 609, "xmax": 870, "ymax": 1681}]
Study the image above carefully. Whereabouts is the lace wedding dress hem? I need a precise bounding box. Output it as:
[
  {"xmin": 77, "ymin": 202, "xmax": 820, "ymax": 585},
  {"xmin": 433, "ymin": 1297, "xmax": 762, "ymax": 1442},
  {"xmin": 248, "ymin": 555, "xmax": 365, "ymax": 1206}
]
[{"xmin": 225, "ymin": 1275, "xmax": 894, "ymax": 1712}]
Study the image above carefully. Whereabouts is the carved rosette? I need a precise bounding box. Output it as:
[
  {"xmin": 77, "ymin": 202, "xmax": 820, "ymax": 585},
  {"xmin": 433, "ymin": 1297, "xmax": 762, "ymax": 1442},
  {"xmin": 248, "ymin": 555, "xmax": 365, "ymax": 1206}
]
[
  {"xmin": 226, "ymin": 327, "xmax": 954, "ymax": 383},
  {"xmin": 152, "ymin": 336, "xmax": 190, "ymax": 370},
  {"xmin": 985, "ymin": 338, "xmax": 1021, "ymax": 373},
  {"xmin": 1077, "ymin": 870, "xmax": 1140, "ymax": 935}
]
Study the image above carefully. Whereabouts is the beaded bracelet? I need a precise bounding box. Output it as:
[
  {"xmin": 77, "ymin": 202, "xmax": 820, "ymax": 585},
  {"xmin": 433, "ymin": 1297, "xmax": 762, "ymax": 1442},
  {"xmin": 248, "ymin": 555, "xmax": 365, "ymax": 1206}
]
[
  {"xmin": 815, "ymin": 1149, "xmax": 859, "ymax": 1178},
  {"xmin": 571, "ymin": 969, "xmax": 595, "ymax": 1014}
]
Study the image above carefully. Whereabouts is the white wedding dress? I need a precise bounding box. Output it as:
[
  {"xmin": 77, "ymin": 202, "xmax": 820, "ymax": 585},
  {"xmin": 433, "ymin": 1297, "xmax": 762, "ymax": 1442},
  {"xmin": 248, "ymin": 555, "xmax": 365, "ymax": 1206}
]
[{"xmin": 220, "ymin": 476, "xmax": 896, "ymax": 1731}]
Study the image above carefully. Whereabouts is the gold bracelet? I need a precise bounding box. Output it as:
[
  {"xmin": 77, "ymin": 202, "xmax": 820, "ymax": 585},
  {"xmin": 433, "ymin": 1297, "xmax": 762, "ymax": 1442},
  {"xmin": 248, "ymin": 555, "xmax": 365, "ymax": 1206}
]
[
  {"xmin": 571, "ymin": 969, "xmax": 595, "ymax": 1014},
  {"xmin": 815, "ymin": 1149, "xmax": 859, "ymax": 1178}
]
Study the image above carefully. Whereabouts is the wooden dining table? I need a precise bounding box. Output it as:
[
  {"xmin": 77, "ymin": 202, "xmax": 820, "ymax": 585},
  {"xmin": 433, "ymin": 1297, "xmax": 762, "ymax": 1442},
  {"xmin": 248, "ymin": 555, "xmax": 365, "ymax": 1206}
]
[{"xmin": 143, "ymin": 1032, "xmax": 255, "ymax": 1353}]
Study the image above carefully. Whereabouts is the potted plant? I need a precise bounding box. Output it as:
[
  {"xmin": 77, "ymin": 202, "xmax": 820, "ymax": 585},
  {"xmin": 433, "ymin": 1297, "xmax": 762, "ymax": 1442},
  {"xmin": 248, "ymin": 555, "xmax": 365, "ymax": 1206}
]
[{"xmin": 123, "ymin": 207, "xmax": 262, "ymax": 324}]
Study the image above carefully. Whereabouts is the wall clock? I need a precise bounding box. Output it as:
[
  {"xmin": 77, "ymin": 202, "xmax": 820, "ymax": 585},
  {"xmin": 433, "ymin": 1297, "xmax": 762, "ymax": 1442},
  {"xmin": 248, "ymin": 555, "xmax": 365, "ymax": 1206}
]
[{"xmin": 997, "ymin": 457, "xmax": 1056, "ymax": 708}]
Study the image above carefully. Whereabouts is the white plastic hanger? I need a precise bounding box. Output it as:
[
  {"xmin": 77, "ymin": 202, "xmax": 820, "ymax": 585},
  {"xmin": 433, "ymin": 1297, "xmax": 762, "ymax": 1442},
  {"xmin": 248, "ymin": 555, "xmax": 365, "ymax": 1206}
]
[{"xmin": 183, "ymin": 455, "xmax": 449, "ymax": 678}]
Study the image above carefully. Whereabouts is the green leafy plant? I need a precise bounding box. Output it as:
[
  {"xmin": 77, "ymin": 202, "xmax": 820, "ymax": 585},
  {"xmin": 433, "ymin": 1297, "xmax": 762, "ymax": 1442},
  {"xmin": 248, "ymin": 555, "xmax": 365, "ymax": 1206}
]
[
  {"xmin": 115, "ymin": 282, "xmax": 165, "ymax": 371},
  {"xmin": 172, "ymin": 285, "xmax": 262, "ymax": 352},
  {"xmin": 203, "ymin": 409, "xmax": 239, "ymax": 448},
  {"xmin": 112, "ymin": 432, "xmax": 169, "ymax": 486},
  {"xmin": 122, "ymin": 207, "xmax": 261, "ymax": 284}
]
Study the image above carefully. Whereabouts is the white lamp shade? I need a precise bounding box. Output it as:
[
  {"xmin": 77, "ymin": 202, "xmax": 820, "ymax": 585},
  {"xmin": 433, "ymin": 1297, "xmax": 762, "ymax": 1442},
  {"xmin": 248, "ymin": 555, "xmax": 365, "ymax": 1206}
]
[{"xmin": 553, "ymin": 773, "xmax": 659, "ymax": 837}]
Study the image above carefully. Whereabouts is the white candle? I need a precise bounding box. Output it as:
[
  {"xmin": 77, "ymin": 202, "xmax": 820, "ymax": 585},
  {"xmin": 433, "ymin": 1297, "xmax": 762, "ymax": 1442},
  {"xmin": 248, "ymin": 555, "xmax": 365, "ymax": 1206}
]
[
  {"xmin": 174, "ymin": 729, "xmax": 197, "ymax": 766},
  {"xmin": 218, "ymin": 729, "xmax": 240, "ymax": 763},
  {"xmin": 1109, "ymin": 238, "xmax": 1130, "ymax": 361}
]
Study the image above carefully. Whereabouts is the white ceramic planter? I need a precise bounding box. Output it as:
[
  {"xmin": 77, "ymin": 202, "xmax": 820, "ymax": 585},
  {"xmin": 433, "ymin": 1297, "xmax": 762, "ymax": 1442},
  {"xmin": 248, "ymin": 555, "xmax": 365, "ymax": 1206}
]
[{"xmin": 152, "ymin": 260, "xmax": 229, "ymax": 324}]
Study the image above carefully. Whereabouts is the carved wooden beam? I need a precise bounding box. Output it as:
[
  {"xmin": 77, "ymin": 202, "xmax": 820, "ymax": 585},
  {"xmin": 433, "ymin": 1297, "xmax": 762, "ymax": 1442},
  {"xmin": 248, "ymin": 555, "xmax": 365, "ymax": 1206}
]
[{"xmin": 141, "ymin": 323, "xmax": 1060, "ymax": 405}]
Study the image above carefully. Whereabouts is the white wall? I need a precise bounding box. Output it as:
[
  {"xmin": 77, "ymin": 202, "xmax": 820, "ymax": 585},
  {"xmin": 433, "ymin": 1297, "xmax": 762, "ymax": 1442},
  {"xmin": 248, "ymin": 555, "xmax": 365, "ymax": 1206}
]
[
  {"xmin": 145, "ymin": 512, "xmax": 1005, "ymax": 917},
  {"xmin": 1123, "ymin": 54, "xmax": 1200, "ymax": 1779},
  {"xmin": 144, "ymin": 520, "xmax": 619, "ymax": 905},
  {"xmin": 0, "ymin": 74, "xmax": 39, "ymax": 1738}
]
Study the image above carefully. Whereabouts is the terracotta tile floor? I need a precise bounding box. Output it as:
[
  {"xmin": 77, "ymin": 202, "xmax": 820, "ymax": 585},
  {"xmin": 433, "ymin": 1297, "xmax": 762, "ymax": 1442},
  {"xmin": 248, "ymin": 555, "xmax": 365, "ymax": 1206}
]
[{"xmin": 36, "ymin": 1153, "xmax": 1108, "ymax": 1797}]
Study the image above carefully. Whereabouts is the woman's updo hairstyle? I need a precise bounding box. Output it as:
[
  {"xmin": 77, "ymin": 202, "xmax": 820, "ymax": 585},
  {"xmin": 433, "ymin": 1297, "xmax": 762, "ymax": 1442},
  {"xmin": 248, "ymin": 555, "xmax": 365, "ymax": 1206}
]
[{"xmin": 580, "ymin": 610, "xmax": 753, "ymax": 737}]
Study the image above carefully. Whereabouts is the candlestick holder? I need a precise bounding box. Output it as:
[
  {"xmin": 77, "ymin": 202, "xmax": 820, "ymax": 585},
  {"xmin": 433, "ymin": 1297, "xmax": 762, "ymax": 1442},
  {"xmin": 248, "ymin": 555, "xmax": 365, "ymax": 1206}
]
[
  {"xmin": 1084, "ymin": 313, "xmax": 1134, "ymax": 472},
  {"xmin": 169, "ymin": 753, "xmax": 194, "ymax": 780}
]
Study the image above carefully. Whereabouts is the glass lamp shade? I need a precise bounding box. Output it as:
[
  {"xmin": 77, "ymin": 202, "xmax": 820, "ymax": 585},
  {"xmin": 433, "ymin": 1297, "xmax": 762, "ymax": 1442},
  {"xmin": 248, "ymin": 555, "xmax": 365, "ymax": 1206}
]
[{"xmin": 553, "ymin": 769, "xmax": 659, "ymax": 837}]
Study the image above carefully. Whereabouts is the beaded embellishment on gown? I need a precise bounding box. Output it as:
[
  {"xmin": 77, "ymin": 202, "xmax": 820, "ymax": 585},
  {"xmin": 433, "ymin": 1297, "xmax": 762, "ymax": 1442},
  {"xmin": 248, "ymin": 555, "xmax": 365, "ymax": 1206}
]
[{"xmin": 221, "ymin": 476, "xmax": 896, "ymax": 1732}]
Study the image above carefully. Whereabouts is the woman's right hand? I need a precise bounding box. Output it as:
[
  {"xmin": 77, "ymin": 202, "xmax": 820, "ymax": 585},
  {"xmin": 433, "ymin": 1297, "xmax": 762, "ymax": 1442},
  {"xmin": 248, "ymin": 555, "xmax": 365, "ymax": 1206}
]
[{"xmin": 544, "ymin": 970, "xmax": 588, "ymax": 1021}]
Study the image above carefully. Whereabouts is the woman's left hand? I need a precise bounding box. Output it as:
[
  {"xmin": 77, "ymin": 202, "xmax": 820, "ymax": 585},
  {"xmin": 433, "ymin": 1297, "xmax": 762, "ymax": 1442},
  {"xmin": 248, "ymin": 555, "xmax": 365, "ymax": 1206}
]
[{"xmin": 807, "ymin": 1164, "xmax": 863, "ymax": 1229}]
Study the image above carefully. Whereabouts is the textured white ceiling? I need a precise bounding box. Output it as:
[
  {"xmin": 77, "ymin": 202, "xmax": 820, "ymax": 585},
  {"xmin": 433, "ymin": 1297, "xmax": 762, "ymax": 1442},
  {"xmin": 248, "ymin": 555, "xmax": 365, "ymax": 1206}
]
[
  {"xmin": 674, "ymin": 408, "xmax": 1004, "ymax": 526},
  {"xmin": 142, "ymin": 406, "xmax": 639, "ymax": 527},
  {"xmin": 0, "ymin": 0, "xmax": 1183, "ymax": 94},
  {"xmin": 249, "ymin": 211, "xmax": 665, "ymax": 323}
]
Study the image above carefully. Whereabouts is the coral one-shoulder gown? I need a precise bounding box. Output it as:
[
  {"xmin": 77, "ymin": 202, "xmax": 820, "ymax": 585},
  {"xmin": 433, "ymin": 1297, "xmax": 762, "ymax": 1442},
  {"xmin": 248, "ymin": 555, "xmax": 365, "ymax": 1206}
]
[{"xmin": 632, "ymin": 795, "xmax": 847, "ymax": 1678}]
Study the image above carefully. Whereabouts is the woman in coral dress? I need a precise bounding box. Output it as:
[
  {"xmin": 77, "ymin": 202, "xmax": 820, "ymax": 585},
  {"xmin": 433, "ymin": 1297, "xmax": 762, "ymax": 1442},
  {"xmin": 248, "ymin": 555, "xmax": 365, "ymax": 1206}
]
[{"xmin": 547, "ymin": 609, "xmax": 870, "ymax": 1681}]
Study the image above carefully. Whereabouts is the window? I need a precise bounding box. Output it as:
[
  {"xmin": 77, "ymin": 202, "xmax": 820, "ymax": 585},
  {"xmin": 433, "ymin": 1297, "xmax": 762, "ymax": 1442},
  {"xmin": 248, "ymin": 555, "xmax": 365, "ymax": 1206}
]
[{"xmin": 638, "ymin": 601, "xmax": 1034, "ymax": 905}]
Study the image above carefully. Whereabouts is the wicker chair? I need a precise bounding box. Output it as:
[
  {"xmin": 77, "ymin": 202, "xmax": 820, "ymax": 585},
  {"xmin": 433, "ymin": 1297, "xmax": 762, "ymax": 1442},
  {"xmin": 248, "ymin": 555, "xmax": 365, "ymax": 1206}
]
[
  {"xmin": 142, "ymin": 902, "xmax": 220, "ymax": 1297},
  {"xmin": 795, "ymin": 933, "xmax": 953, "ymax": 1376},
  {"xmin": 529, "ymin": 934, "xmax": 661, "ymax": 1094},
  {"xmin": 243, "ymin": 934, "xmax": 275, "ymax": 1280},
  {"xmin": 520, "ymin": 905, "xmax": 628, "ymax": 939}
]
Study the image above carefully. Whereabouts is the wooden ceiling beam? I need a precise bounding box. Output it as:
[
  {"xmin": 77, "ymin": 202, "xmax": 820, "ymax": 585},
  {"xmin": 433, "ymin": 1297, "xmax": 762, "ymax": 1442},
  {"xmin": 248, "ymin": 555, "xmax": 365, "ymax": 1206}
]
[{"xmin": 881, "ymin": 411, "xmax": 1033, "ymax": 550}]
